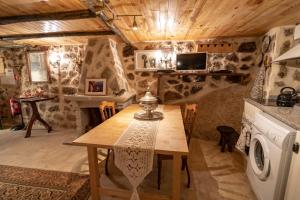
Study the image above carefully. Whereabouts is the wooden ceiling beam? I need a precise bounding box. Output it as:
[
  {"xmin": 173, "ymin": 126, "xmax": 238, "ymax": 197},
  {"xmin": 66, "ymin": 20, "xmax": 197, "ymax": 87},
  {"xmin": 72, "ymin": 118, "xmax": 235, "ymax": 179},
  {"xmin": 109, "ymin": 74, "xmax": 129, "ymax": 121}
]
[
  {"xmin": 86, "ymin": 0, "xmax": 133, "ymax": 45},
  {"xmin": 96, "ymin": 12, "xmax": 132, "ymax": 45},
  {"xmin": 0, "ymin": 10, "xmax": 97, "ymax": 25},
  {"xmin": 0, "ymin": 31, "xmax": 115, "ymax": 41}
]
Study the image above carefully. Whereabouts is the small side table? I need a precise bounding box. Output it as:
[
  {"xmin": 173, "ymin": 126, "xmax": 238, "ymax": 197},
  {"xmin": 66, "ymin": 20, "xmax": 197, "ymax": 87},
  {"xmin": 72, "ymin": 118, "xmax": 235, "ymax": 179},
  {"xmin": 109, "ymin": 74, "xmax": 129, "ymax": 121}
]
[
  {"xmin": 217, "ymin": 126, "xmax": 236, "ymax": 152},
  {"xmin": 19, "ymin": 96, "xmax": 57, "ymax": 138}
]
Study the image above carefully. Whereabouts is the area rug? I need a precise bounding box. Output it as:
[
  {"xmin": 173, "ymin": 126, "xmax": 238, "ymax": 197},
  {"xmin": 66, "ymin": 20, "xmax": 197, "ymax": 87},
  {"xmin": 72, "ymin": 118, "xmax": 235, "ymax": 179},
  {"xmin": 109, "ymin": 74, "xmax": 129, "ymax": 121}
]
[{"xmin": 0, "ymin": 165, "xmax": 90, "ymax": 200}]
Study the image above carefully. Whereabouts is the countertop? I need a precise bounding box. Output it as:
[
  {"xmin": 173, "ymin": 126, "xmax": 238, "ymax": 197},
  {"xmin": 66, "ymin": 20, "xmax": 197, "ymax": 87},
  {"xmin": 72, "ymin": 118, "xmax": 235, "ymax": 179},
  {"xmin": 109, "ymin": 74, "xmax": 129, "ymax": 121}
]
[{"xmin": 245, "ymin": 98, "xmax": 300, "ymax": 130}]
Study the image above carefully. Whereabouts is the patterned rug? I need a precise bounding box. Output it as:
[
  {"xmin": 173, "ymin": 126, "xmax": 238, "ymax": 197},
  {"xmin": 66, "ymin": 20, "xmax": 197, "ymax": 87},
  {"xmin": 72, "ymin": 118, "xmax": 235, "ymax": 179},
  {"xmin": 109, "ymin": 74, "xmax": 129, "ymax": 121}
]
[{"xmin": 0, "ymin": 165, "xmax": 90, "ymax": 200}]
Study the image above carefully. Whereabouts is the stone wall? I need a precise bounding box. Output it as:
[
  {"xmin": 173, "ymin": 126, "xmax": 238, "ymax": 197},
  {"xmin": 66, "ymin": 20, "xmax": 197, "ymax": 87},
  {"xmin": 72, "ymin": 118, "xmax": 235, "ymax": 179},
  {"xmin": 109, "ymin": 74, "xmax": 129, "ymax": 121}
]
[
  {"xmin": 1, "ymin": 39, "xmax": 132, "ymax": 130},
  {"xmin": 119, "ymin": 38, "xmax": 260, "ymax": 140},
  {"xmin": 0, "ymin": 45, "xmax": 84, "ymax": 129},
  {"xmin": 1, "ymin": 37, "xmax": 260, "ymax": 138},
  {"xmin": 0, "ymin": 36, "xmax": 261, "ymax": 137},
  {"xmin": 119, "ymin": 41, "xmax": 198, "ymax": 99},
  {"xmin": 0, "ymin": 48, "xmax": 24, "ymax": 126},
  {"xmin": 1, "ymin": 28, "xmax": 295, "ymax": 138},
  {"xmin": 21, "ymin": 45, "xmax": 84, "ymax": 129},
  {"xmin": 260, "ymin": 25, "xmax": 300, "ymax": 98},
  {"xmin": 79, "ymin": 38, "xmax": 131, "ymax": 95},
  {"xmin": 159, "ymin": 49, "xmax": 257, "ymax": 103}
]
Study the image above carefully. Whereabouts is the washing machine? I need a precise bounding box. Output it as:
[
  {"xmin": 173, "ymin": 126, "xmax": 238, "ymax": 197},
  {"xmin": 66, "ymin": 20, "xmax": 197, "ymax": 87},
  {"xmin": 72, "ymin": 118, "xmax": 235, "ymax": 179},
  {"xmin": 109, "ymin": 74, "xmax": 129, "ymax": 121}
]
[{"xmin": 247, "ymin": 112, "xmax": 296, "ymax": 200}]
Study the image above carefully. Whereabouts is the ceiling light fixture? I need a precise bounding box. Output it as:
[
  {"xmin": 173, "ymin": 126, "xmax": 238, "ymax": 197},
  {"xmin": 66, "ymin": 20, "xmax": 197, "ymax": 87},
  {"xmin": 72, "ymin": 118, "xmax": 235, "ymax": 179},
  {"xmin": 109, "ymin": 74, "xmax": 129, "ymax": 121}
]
[
  {"xmin": 116, "ymin": 14, "xmax": 142, "ymax": 31},
  {"xmin": 132, "ymin": 16, "xmax": 138, "ymax": 31}
]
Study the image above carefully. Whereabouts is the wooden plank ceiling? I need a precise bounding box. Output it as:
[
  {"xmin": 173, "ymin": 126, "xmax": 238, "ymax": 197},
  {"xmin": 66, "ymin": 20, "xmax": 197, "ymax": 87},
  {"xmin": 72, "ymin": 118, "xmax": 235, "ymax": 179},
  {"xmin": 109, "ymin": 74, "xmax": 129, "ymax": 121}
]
[
  {"xmin": 0, "ymin": 0, "xmax": 300, "ymax": 46},
  {"xmin": 107, "ymin": 0, "xmax": 300, "ymax": 42},
  {"xmin": 0, "ymin": 19, "xmax": 105, "ymax": 36},
  {"xmin": 0, "ymin": 0, "xmax": 110, "ymax": 46},
  {"xmin": 0, "ymin": 0, "xmax": 87, "ymax": 17}
]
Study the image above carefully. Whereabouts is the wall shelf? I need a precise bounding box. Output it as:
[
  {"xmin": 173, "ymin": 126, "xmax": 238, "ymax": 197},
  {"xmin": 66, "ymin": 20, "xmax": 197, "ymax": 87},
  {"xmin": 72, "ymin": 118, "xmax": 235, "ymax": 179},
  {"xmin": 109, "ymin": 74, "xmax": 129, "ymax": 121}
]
[
  {"xmin": 156, "ymin": 71, "xmax": 248, "ymax": 77},
  {"xmin": 157, "ymin": 72, "xmax": 248, "ymax": 76}
]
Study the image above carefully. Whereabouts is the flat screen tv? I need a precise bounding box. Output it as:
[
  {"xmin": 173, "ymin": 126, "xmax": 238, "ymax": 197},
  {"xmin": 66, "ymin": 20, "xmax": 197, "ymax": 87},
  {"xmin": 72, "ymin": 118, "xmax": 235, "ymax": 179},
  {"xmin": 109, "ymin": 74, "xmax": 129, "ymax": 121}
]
[{"xmin": 176, "ymin": 53, "xmax": 207, "ymax": 71}]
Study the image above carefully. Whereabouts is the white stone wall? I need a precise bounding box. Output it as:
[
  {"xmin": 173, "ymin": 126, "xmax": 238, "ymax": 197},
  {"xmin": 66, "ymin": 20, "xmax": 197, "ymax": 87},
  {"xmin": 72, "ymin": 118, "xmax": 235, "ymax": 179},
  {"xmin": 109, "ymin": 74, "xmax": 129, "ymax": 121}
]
[
  {"xmin": 262, "ymin": 25, "xmax": 300, "ymax": 98},
  {"xmin": 79, "ymin": 38, "xmax": 131, "ymax": 95},
  {"xmin": 119, "ymin": 38, "xmax": 259, "ymax": 102},
  {"xmin": 19, "ymin": 45, "xmax": 84, "ymax": 129}
]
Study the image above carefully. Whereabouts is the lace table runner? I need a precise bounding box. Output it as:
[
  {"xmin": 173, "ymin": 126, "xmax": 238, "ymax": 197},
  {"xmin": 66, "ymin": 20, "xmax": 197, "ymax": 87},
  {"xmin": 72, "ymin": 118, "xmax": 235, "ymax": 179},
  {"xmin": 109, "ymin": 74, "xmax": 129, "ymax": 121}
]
[{"xmin": 113, "ymin": 118, "xmax": 160, "ymax": 200}]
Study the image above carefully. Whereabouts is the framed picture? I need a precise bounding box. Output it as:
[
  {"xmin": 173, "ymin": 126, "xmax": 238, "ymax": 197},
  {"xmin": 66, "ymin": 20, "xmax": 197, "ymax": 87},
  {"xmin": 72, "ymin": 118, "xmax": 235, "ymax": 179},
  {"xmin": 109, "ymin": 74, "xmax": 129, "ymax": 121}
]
[
  {"xmin": 27, "ymin": 51, "xmax": 50, "ymax": 83},
  {"xmin": 85, "ymin": 79, "xmax": 106, "ymax": 95},
  {"xmin": 135, "ymin": 50, "xmax": 162, "ymax": 71},
  {"xmin": 0, "ymin": 57, "xmax": 5, "ymax": 75}
]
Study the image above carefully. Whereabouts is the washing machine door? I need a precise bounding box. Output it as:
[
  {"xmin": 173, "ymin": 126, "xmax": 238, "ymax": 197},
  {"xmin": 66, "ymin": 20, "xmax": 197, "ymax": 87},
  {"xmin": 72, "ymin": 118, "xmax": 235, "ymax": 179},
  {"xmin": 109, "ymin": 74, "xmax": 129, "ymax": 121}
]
[{"xmin": 249, "ymin": 134, "xmax": 270, "ymax": 181}]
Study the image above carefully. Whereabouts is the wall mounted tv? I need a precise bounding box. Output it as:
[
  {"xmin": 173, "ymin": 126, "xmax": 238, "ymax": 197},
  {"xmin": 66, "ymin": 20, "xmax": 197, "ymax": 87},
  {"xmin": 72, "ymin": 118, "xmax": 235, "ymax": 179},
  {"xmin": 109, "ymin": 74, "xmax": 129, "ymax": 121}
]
[{"xmin": 176, "ymin": 53, "xmax": 207, "ymax": 71}]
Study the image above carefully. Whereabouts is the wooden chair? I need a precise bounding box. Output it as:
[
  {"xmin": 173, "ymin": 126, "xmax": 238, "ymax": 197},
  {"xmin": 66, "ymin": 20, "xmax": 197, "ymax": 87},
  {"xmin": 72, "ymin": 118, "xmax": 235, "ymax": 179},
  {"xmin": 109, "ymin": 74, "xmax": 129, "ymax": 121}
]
[
  {"xmin": 99, "ymin": 101, "xmax": 116, "ymax": 121},
  {"xmin": 157, "ymin": 103, "xmax": 197, "ymax": 190},
  {"xmin": 99, "ymin": 101, "xmax": 116, "ymax": 175}
]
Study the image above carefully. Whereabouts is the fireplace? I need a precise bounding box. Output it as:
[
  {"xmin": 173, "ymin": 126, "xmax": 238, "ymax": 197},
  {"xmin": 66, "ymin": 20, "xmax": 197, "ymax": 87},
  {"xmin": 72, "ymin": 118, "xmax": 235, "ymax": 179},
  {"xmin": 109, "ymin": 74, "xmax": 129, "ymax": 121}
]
[
  {"xmin": 62, "ymin": 38, "xmax": 135, "ymax": 135},
  {"xmin": 81, "ymin": 108, "xmax": 102, "ymax": 132},
  {"xmin": 64, "ymin": 93, "xmax": 135, "ymax": 135}
]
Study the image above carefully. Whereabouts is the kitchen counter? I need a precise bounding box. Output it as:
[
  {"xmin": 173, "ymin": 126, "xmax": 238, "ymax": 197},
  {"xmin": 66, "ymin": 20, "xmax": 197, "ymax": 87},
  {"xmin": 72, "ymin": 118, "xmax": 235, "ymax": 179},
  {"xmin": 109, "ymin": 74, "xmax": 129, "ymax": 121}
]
[{"xmin": 245, "ymin": 98, "xmax": 300, "ymax": 130}]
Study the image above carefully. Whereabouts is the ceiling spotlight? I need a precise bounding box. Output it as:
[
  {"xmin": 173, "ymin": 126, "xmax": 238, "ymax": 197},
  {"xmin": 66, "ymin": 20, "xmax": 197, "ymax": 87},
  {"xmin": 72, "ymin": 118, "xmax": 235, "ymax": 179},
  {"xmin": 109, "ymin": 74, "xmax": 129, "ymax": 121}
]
[
  {"xmin": 132, "ymin": 16, "xmax": 138, "ymax": 31},
  {"xmin": 117, "ymin": 14, "xmax": 141, "ymax": 31}
]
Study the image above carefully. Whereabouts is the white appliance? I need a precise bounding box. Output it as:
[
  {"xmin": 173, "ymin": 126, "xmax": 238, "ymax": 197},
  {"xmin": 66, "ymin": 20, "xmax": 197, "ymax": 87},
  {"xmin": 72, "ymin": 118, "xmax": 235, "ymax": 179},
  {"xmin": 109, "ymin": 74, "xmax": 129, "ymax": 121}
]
[{"xmin": 247, "ymin": 112, "xmax": 296, "ymax": 200}]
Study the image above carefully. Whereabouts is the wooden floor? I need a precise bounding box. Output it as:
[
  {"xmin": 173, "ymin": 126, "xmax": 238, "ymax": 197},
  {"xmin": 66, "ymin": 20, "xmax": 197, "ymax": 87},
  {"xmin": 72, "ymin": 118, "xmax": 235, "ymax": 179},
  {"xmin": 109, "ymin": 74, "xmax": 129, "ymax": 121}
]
[{"xmin": 0, "ymin": 129, "xmax": 256, "ymax": 200}]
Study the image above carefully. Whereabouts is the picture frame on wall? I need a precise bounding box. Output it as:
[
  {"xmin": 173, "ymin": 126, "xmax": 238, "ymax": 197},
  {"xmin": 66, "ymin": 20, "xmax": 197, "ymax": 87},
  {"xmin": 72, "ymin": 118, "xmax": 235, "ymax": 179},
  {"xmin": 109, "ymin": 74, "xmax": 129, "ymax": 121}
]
[
  {"xmin": 85, "ymin": 78, "xmax": 106, "ymax": 95},
  {"xmin": 27, "ymin": 51, "xmax": 50, "ymax": 83},
  {"xmin": 135, "ymin": 50, "xmax": 162, "ymax": 71}
]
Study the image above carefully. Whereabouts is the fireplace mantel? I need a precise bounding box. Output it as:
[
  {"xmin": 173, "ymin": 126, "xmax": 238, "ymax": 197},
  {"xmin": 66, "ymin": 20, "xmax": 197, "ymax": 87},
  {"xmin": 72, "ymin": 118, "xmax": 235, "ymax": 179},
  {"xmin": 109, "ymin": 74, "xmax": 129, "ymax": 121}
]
[
  {"xmin": 64, "ymin": 92, "xmax": 135, "ymax": 108},
  {"xmin": 64, "ymin": 92, "xmax": 136, "ymax": 135}
]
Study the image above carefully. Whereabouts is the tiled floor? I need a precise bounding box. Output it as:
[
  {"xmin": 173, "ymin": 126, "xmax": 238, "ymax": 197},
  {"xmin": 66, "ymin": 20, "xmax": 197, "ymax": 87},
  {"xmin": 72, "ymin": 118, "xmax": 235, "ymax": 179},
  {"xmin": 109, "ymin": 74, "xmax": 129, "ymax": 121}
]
[
  {"xmin": 194, "ymin": 140, "xmax": 256, "ymax": 200},
  {"xmin": 0, "ymin": 129, "xmax": 90, "ymax": 173},
  {"xmin": 0, "ymin": 129, "xmax": 256, "ymax": 199}
]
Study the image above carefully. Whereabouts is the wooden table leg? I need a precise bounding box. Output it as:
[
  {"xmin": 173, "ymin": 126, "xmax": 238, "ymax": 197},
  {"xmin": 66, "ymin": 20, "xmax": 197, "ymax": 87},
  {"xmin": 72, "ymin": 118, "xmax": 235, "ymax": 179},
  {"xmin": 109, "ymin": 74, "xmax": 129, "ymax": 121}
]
[
  {"xmin": 172, "ymin": 154, "xmax": 181, "ymax": 200},
  {"xmin": 87, "ymin": 146, "xmax": 100, "ymax": 200},
  {"xmin": 37, "ymin": 116, "xmax": 52, "ymax": 132},
  {"xmin": 25, "ymin": 102, "xmax": 52, "ymax": 138},
  {"xmin": 25, "ymin": 115, "xmax": 36, "ymax": 138}
]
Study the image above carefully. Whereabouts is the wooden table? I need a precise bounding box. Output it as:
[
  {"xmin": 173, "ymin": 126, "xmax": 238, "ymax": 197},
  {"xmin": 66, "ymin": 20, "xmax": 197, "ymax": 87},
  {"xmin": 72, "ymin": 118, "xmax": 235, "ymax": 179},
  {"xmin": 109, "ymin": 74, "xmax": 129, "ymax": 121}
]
[
  {"xmin": 19, "ymin": 96, "xmax": 57, "ymax": 138},
  {"xmin": 73, "ymin": 104, "xmax": 188, "ymax": 200}
]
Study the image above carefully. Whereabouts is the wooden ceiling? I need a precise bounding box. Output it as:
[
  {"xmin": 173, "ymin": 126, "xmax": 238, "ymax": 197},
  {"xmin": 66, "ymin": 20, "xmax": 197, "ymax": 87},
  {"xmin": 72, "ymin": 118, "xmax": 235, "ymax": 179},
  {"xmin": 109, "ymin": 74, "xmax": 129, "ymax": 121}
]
[
  {"xmin": 0, "ymin": 19, "xmax": 105, "ymax": 36},
  {"xmin": 0, "ymin": 0, "xmax": 87, "ymax": 17},
  {"xmin": 107, "ymin": 0, "xmax": 300, "ymax": 42},
  {"xmin": 10, "ymin": 35, "xmax": 122, "ymax": 46},
  {"xmin": 0, "ymin": 0, "xmax": 110, "ymax": 46},
  {"xmin": 0, "ymin": 0, "xmax": 300, "ymax": 46}
]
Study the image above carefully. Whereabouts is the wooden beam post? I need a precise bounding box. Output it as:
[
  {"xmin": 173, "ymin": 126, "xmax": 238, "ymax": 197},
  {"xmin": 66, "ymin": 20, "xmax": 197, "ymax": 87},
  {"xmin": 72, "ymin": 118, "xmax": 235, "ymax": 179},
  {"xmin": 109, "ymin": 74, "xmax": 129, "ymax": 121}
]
[
  {"xmin": 0, "ymin": 10, "xmax": 96, "ymax": 25},
  {"xmin": 86, "ymin": 0, "xmax": 133, "ymax": 45},
  {"xmin": 96, "ymin": 12, "xmax": 132, "ymax": 45},
  {"xmin": 0, "ymin": 31, "xmax": 115, "ymax": 41}
]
